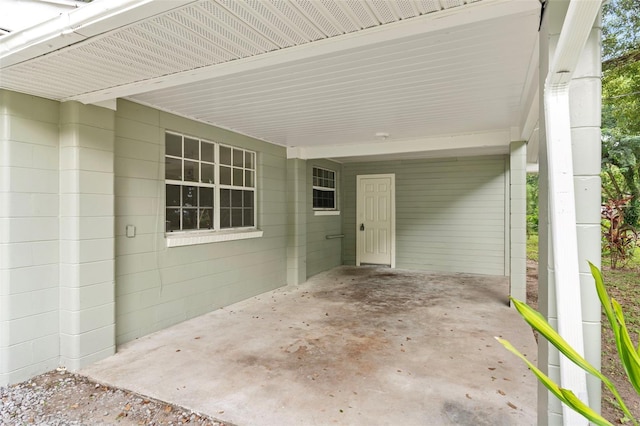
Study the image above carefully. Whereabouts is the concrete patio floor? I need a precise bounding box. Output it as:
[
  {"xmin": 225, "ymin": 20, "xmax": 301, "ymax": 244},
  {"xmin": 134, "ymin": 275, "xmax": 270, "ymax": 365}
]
[{"xmin": 82, "ymin": 266, "xmax": 537, "ymax": 425}]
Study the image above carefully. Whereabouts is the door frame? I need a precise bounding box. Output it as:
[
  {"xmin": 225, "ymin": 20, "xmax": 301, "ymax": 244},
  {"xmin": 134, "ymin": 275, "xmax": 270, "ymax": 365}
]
[{"xmin": 356, "ymin": 173, "xmax": 396, "ymax": 268}]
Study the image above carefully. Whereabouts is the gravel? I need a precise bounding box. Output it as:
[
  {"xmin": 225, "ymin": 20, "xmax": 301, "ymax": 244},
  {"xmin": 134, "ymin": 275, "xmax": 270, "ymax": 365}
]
[{"xmin": 0, "ymin": 369, "xmax": 229, "ymax": 426}]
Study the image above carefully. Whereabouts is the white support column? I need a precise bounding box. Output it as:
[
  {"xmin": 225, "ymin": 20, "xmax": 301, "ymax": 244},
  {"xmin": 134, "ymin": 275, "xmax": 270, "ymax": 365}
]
[
  {"xmin": 510, "ymin": 141, "xmax": 527, "ymax": 302},
  {"xmin": 59, "ymin": 101, "xmax": 116, "ymax": 370},
  {"xmin": 570, "ymin": 10, "xmax": 602, "ymax": 414},
  {"xmin": 286, "ymin": 159, "xmax": 307, "ymax": 285},
  {"xmin": 538, "ymin": 2, "xmax": 602, "ymax": 424}
]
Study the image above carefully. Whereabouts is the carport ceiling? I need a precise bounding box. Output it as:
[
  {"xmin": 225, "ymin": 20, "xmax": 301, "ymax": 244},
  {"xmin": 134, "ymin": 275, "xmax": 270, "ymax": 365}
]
[{"xmin": 0, "ymin": 0, "xmax": 541, "ymax": 152}]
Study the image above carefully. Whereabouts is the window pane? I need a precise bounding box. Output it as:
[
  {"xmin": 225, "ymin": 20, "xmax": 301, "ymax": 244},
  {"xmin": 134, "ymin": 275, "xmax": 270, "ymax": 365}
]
[
  {"xmin": 201, "ymin": 142, "xmax": 214, "ymax": 163},
  {"xmin": 183, "ymin": 209, "xmax": 197, "ymax": 229},
  {"xmin": 165, "ymin": 157, "xmax": 182, "ymax": 180},
  {"xmin": 220, "ymin": 208, "xmax": 231, "ymax": 228},
  {"xmin": 243, "ymin": 190, "xmax": 254, "ymax": 208},
  {"xmin": 245, "ymin": 170, "xmax": 254, "ymax": 187},
  {"xmin": 245, "ymin": 151, "xmax": 254, "ymax": 169},
  {"xmin": 220, "ymin": 166, "xmax": 231, "ymax": 185},
  {"xmin": 166, "ymin": 133, "xmax": 182, "ymax": 157},
  {"xmin": 166, "ymin": 208, "xmax": 180, "ymax": 231},
  {"xmin": 198, "ymin": 208, "xmax": 213, "ymax": 229},
  {"xmin": 184, "ymin": 160, "xmax": 199, "ymax": 182},
  {"xmin": 220, "ymin": 189, "xmax": 231, "ymax": 208},
  {"xmin": 183, "ymin": 186, "xmax": 197, "ymax": 207},
  {"xmin": 327, "ymin": 175, "xmax": 335, "ymax": 188},
  {"xmin": 166, "ymin": 185, "xmax": 181, "ymax": 206},
  {"xmin": 233, "ymin": 168, "xmax": 243, "ymax": 186},
  {"xmin": 220, "ymin": 146, "xmax": 231, "ymax": 165},
  {"xmin": 233, "ymin": 149, "xmax": 244, "ymax": 167},
  {"xmin": 232, "ymin": 190, "xmax": 243, "ymax": 207},
  {"xmin": 231, "ymin": 208, "xmax": 243, "ymax": 227},
  {"xmin": 199, "ymin": 187, "xmax": 213, "ymax": 207},
  {"xmin": 184, "ymin": 137, "xmax": 199, "ymax": 160},
  {"xmin": 313, "ymin": 189, "xmax": 335, "ymax": 209},
  {"xmin": 201, "ymin": 163, "xmax": 214, "ymax": 184},
  {"xmin": 243, "ymin": 208, "xmax": 254, "ymax": 227}
]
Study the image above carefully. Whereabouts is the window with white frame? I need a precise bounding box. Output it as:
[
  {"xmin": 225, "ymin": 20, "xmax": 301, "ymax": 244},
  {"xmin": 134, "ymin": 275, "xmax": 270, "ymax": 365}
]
[
  {"xmin": 165, "ymin": 132, "xmax": 256, "ymax": 232},
  {"xmin": 312, "ymin": 167, "xmax": 337, "ymax": 210}
]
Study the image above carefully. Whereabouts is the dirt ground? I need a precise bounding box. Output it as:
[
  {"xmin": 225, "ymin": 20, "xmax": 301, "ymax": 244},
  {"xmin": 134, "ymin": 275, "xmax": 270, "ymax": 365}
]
[
  {"xmin": 1, "ymin": 369, "xmax": 228, "ymax": 426},
  {"xmin": 526, "ymin": 259, "xmax": 640, "ymax": 424}
]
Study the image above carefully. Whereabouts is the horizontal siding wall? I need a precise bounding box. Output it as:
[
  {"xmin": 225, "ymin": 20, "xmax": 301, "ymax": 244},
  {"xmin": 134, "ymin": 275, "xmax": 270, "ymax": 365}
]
[
  {"xmin": 0, "ymin": 90, "xmax": 61, "ymax": 385},
  {"xmin": 343, "ymin": 156, "xmax": 506, "ymax": 275},
  {"xmin": 114, "ymin": 100, "xmax": 287, "ymax": 345},
  {"xmin": 306, "ymin": 159, "xmax": 342, "ymax": 278}
]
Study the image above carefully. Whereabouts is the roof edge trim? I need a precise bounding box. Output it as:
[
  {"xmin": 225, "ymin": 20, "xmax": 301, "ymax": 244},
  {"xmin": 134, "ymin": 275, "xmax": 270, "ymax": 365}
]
[{"xmin": 0, "ymin": 0, "xmax": 196, "ymax": 68}]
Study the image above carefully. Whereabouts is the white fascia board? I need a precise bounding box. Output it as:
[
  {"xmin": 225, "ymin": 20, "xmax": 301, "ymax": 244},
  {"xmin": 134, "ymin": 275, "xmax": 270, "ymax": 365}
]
[
  {"xmin": 519, "ymin": 37, "xmax": 540, "ymax": 142},
  {"xmin": 0, "ymin": 0, "xmax": 196, "ymax": 68},
  {"xmin": 521, "ymin": 90, "xmax": 540, "ymax": 143},
  {"xmin": 287, "ymin": 130, "xmax": 510, "ymax": 160},
  {"xmin": 66, "ymin": 0, "xmax": 541, "ymax": 104},
  {"xmin": 90, "ymin": 99, "xmax": 118, "ymax": 111}
]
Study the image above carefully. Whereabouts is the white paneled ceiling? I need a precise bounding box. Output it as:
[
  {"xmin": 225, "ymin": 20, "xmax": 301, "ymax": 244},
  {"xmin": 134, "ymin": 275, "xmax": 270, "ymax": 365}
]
[
  {"xmin": 0, "ymin": 0, "xmax": 541, "ymax": 156},
  {"xmin": 132, "ymin": 14, "xmax": 538, "ymax": 148}
]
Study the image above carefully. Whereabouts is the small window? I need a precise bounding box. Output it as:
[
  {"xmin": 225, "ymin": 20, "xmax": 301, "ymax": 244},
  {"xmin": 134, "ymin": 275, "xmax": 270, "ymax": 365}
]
[
  {"xmin": 312, "ymin": 167, "xmax": 337, "ymax": 210},
  {"xmin": 165, "ymin": 132, "xmax": 256, "ymax": 233}
]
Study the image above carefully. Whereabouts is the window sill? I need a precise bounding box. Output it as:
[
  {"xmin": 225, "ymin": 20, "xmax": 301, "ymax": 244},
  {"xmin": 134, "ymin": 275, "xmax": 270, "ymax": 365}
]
[
  {"xmin": 314, "ymin": 210, "xmax": 340, "ymax": 216},
  {"xmin": 166, "ymin": 229, "xmax": 263, "ymax": 247}
]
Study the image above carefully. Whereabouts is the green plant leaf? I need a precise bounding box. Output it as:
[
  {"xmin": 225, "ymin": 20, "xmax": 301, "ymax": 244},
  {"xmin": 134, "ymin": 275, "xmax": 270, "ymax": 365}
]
[
  {"xmin": 497, "ymin": 338, "xmax": 569, "ymax": 404},
  {"xmin": 511, "ymin": 298, "xmax": 602, "ymax": 378},
  {"xmin": 613, "ymin": 299, "xmax": 640, "ymax": 395},
  {"xmin": 511, "ymin": 296, "xmax": 638, "ymax": 423},
  {"xmin": 497, "ymin": 337, "xmax": 613, "ymax": 426},
  {"xmin": 590, "ymin": 262, "xmax": 617, "ymax": 333},
  {"xmin": 559, "ymin": 389, "xmax": 614, "ymax": 426}
]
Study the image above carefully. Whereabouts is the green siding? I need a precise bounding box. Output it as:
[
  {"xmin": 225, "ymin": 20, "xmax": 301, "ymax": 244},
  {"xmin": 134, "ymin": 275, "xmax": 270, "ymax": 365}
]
[
  {"xmin": 114, "ymin": 100, "xmax": 287, "ymax": 345},
  {"xmin": 306, "ymin": 159, "xmax": 343, "ymax": 277},
  {"xmin": 342, "ymin": 156, "xmax": 506, "ymax": 275},
  {"xmin": 0, "ymin": 90, "xmax": 61, "ymax": 385}
]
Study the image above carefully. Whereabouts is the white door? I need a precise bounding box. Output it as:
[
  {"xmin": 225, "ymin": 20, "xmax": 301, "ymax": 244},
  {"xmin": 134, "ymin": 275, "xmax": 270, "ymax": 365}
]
[{"xmin": 356, "ymin": 174, "xmax": 395, "ymax": 267}]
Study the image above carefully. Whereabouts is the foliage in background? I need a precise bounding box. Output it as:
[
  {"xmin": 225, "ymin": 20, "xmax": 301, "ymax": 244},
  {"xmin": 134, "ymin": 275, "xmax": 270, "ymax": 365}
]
[
  {"xmin": 526, "ymin": 174, "xmax": 539, "ymax": 237},
  {"xmin": 602, "ymin": 0, "xmax": 640, "ymax": 135},
  {"xmin": 602, "ymin": 195, "xmax": 639, "ymax": 269},
  {"xmin": 498, "ymin": 264, "xmax": 640, "ymax": 426},
  {"xmin": 526, "ymin": 234, "xmax": 539, "ymax": 262},
  {"xmin": 601, "ymin": 0, "xmax": 640, "ymax": 229},
  {"xmin": 602, "ymin": 135, "xmax": 640, "ymax": 228}
]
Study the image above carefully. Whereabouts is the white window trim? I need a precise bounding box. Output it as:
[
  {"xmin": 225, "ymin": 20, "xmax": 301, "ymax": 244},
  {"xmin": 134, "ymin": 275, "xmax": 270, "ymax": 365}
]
[
  {"xmin": 314, "ymin": 210, "xmax": 340, "ymax": 216},
  {"xmin": 165, "ymin": 131, "xmax": 260, "ymax": 246},
  {"xmin": 166, "ymin": 229, "xmax": 263, "ymax": 247},
  {"xmin": 312, "ymin": 166, "xmax": 338, "ymax": 211}
]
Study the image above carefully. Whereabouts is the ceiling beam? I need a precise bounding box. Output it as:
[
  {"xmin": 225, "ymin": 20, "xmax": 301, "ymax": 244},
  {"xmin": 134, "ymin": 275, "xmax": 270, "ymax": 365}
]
[
  {"xmin": 66, "ymin": 0, "xmax": 540, "ymax": 104},
  {"xmin": 287, "ymin": 130, "xmax": 511, "ymax": 160}
]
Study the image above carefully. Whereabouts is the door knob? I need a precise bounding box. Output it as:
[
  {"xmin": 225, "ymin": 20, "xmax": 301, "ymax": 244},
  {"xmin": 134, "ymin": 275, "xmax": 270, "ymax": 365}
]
[{"xmin": 360, "ymin": 223, "xmax": 365, "ymax": 231}]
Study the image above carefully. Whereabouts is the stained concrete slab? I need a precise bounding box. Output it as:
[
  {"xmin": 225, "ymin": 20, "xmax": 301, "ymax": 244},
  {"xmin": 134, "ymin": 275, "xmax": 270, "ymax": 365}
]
[{"xmin": 82, "ymin": 266, "xmax": 537, "ymax": 425}]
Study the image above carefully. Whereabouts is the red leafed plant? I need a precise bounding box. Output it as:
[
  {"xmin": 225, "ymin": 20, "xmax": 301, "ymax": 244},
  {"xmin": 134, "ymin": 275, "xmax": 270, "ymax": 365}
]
[{"xmin": 602, "ymin": 195, "xmax": 638, "ymax": 269}]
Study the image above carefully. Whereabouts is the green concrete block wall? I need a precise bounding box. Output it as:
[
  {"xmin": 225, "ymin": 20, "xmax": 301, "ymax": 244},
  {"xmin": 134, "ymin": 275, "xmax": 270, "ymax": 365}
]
[
  {"xmin": 306, "ymin": 159, "xmax": 343, "ymax": 278},
  {"xmin": 342, "ymin": 156, "xmax": 507, "ymax": 275},
  {"xmin": 114, "ymin": 100, "xmax": 287, "ymax": 345},
  {"xmin": 0, "ymin": 90, "xmax": 61, "ymax": 385}
]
